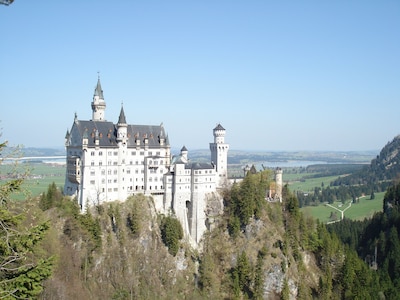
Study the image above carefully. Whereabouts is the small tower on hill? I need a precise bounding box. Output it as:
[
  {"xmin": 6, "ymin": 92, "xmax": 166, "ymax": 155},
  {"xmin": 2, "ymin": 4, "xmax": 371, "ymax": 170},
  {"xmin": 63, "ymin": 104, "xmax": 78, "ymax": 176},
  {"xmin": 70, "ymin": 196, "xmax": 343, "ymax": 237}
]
[
  {"xmin": 275, "ymin": 168, "xmax": 283, "ymax": 202},
  {"xmin": 210, "ymin": 124, "xmax": 229, "ymax": 185}
]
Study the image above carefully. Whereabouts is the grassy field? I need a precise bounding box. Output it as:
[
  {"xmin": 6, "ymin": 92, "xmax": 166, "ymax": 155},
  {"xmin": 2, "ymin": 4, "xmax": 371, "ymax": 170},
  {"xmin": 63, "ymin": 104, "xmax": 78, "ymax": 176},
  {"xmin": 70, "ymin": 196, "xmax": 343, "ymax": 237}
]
[
  {"xmin": 301, "ymin": 192, "xmax": 384, "ymax": 223},
  {"xmin": 287, "ymin": 175, "xmax": 341, "ymax": 192},
  {"xmin": 0, "ymin": 163, "xmax": 65, "ymax": 200}
]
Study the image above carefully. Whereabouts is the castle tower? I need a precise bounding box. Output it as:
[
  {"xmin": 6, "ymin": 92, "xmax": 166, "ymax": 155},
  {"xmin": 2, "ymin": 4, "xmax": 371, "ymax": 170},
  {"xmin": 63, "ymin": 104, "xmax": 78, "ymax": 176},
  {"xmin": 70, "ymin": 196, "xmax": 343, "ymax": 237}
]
[
  {"xmin": 209, "ymin": 124, "xmax": 229, "ymax": 185},
  {"xmin": 275, "ymin": 168, "xmax": 283, "ymax": 202},
  {"xmin": 117, "ymin": 106, "xmax": 128, "ymax": 201},
  {"xmin": 91, "ymin": 77, "xmax": 106, "ymax": 121},
  {"xmin": 180, "ymin": 146, "xmax": 188, "ymax": 162},
  {"xmin": 116, "ymin": 105, "xmax": 128, "ymax": 144}
]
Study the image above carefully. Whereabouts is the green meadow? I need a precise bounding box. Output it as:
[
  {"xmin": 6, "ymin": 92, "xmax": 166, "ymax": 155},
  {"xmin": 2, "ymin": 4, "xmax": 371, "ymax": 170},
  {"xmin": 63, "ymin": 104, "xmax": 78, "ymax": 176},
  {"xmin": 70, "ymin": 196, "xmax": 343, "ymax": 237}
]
[
  {"xmin": 301, "ymin": 192, "xmax": 384, "ymax": 223},
  {"xmin": 0, "ymin": 162, "xmax": 65, "ymax": 200},
  {"xmin": 285, "ymin": 168, "xmax": 384, "ymax": 223},
  {"xmin": 285, "ymin": 174, "xmax": 343, "ymax": 192}
]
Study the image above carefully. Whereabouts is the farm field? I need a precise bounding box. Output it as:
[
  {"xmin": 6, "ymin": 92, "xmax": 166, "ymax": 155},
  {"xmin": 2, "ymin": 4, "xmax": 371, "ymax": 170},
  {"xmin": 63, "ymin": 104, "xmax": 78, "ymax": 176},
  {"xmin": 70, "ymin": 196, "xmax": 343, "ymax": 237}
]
[
  {"xmin": 0, "ymin": 162, "xmax": 65, "ymax": 200},
  {"xmin": 287, "ymin": 174, "xmax": 342, "ymax": 193},
  {"xmin": 301, "ymin": 192, "xmax": 384, "ymax": 223}
]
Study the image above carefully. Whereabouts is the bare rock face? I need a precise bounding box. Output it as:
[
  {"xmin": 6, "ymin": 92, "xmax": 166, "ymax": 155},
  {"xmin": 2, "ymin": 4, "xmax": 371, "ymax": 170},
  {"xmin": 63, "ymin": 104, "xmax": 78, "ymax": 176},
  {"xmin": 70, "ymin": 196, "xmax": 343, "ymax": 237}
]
[{"xmin": 205, "ymin": 192, "xmax": 224, "ymax": 231}]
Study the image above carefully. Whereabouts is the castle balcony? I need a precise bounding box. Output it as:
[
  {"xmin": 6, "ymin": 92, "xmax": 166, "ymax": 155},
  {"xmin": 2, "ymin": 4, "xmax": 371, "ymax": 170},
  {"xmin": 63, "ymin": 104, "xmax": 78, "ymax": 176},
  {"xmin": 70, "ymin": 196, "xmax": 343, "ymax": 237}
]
[{"xmin": 67, "ymin": 156, "xmax": 81, "ymax": 184}]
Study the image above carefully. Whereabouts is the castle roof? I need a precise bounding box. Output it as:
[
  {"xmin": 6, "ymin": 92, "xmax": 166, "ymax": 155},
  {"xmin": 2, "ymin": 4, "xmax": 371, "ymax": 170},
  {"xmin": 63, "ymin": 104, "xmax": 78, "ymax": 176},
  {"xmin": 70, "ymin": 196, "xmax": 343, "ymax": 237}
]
[
  {"xmin": 214, "ymin": 123, "xmax": 225, "ymax": 131},
  {"xmin": 94, "ymin": 78, "xmax": 104, "ymax": 99},
  {"xmin": 185, "ymin": 162, "xmax": 214, "ymax": 170},
  {"xmin": 70, "ymin": 120, "xmax": 169, "ymax": 148},
  {"xmin": 118, "ymin": 106, "xmax": 127, "ymax": 124}
]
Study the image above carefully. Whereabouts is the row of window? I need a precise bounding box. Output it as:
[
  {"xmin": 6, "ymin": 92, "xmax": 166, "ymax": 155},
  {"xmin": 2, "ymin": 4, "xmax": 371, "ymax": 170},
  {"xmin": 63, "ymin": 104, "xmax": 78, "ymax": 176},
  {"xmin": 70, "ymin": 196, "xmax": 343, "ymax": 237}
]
[
  {"xmin": 89, "ymin": 160, "xmax": 165, "ymax": 166},
  {"xmin": 89, "ymin": 175, "xmax": 163, "ymax": 183},
  {"xmin": 91, "ymin": 184, "xmax": 164, "ymax": 192},
  {"xmin": 89, "ymin": 150, "xmax": 163, "ymax": 156},
  {"xmin": 194, "ymin": 170, "xmax": 213, "ymax": 174},
  {"xmin": 89, "ymin": 168, "xmax": 164, "ymax": 176},
  {"xmin": 178, "ymin": 185, "xmax": 214, "ymax": 190}
]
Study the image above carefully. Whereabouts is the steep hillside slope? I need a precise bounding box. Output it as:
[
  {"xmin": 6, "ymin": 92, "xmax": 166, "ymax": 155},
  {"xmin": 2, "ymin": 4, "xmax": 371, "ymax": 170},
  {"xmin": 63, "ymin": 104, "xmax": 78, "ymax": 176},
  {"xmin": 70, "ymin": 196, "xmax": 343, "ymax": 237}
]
[
  {"xmin": 38, "ymin": 190, "xmax": 320, "ymax": 299},
  {"xmin": 333, "ymin": 135, "xmax": 400, "ymax": 187},
  {"xmin": 35, "ymin": 179, "xmax": 382, "ymax": 299}
]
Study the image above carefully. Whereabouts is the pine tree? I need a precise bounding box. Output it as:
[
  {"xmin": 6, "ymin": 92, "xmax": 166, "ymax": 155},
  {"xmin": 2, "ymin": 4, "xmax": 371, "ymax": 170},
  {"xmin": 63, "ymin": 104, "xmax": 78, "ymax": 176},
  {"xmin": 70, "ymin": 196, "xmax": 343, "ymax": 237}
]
[{"xmin": 0, "ymin": 140, "xmax": 53, "ymax": 299}]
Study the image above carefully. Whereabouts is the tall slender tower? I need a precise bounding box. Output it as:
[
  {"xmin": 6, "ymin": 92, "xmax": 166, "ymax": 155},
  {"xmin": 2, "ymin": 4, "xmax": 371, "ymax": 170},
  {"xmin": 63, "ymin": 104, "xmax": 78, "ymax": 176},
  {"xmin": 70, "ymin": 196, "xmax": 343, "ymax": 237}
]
[
  {"xmin": 116, "ymin": 105, "xmax": 127, "ymax": 144},
  {"xmin": 210, "ymin": 124, "xmax": 229, "ymax": 185},
  {"xmin": 91, "ymin": 77, "xmax": 106, "ymax": 121},
  {"xmin": 117, "ymin": 106, "xmax": 128, "ymax": 201},
  {"xmin": 275, "ymin": 168, "xmax": 283, "ymax": 202}
]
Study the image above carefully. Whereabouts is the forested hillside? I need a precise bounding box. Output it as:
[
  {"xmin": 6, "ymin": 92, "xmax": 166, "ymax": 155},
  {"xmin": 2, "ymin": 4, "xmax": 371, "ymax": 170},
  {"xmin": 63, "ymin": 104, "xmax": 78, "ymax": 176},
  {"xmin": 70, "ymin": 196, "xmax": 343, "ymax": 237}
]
[
  {"xmin": 332, "ymin": 135, "xmax": 400, "ymax": 187},
  {"xmin": 328, "ymin": 180, "xmax": 400, "ymax": 299},
  {"xmin": 295, "ymin": 136, "xmax": 400, "ymax": 207}
]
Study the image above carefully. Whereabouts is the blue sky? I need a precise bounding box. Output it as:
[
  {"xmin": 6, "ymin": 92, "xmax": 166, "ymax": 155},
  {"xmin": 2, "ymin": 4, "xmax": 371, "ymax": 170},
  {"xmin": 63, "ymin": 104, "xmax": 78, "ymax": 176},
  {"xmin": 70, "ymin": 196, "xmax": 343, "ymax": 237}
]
[{"xmin": 1, "ymin": 1, "xmax": 399, "ymax": 152}]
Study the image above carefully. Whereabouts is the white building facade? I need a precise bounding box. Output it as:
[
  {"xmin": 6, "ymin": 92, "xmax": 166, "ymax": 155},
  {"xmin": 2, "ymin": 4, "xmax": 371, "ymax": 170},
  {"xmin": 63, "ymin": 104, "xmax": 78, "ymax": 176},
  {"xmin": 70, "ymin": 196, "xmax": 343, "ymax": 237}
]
[{"xmin": 64, "ymin": 78, "xmax": 228, "ymax": 246}]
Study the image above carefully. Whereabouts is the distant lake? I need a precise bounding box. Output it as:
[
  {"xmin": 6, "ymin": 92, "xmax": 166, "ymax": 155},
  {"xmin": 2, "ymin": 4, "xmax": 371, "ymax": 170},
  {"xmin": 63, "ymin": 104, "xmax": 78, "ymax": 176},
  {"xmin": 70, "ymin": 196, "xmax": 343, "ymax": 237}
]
[{"xmin": 257, "ymin": 160, "xmax": 339, "ymax": 168}]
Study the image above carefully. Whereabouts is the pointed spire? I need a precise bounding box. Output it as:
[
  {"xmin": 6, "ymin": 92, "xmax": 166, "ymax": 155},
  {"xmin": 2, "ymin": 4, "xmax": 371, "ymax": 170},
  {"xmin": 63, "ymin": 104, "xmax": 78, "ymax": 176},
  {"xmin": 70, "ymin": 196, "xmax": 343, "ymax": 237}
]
[
  {"xmin": 118, "ymin": 105, "xmax": 127, "ymax": 124},
  {"xmin": 94, "ymin": 75, "xmax": 104, "ymax": 99}
]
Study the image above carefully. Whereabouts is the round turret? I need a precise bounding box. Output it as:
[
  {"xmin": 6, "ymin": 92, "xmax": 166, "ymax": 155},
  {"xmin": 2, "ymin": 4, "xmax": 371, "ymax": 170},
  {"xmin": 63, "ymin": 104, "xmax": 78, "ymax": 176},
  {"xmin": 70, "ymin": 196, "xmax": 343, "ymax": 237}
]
[
  {"xmin": 213, "ymin": 123, "xmax": 225, "ymax": 144},
  {"xmin": 91, "ymin": 77, "xmax": 106, "ymax": 121}
]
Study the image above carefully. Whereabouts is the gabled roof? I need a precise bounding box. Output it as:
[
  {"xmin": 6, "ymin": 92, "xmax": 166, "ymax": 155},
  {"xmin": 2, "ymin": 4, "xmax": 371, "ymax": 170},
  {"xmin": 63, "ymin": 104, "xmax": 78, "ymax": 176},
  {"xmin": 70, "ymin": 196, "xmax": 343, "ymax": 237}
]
[{"xmin": 70, "ymin": 120, "xmax": 169, "ymax": 148}]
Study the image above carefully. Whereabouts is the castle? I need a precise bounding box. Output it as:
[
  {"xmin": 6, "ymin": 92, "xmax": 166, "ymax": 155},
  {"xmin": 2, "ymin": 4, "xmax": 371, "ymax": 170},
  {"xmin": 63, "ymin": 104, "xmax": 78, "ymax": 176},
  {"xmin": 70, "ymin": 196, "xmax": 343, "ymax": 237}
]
[{"xmin": 64, "ymin": 78, "xmax": 229, "ymax": 246}]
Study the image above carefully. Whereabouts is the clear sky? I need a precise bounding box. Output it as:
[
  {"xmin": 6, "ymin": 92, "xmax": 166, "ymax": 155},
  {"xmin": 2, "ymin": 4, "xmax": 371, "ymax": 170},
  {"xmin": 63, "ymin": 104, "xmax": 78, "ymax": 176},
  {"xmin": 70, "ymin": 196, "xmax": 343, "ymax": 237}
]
[{"xmin": 1, "ymin": 1, "xmax": 399, "ymax": 152}]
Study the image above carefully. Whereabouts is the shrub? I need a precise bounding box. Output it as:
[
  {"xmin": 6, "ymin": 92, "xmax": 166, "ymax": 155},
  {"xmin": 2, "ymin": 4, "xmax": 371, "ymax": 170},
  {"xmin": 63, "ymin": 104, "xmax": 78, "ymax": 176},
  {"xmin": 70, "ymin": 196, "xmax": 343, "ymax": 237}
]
[{"xmin": 160, "ymin": 216, "xmax": 183, "ymax": 256}]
